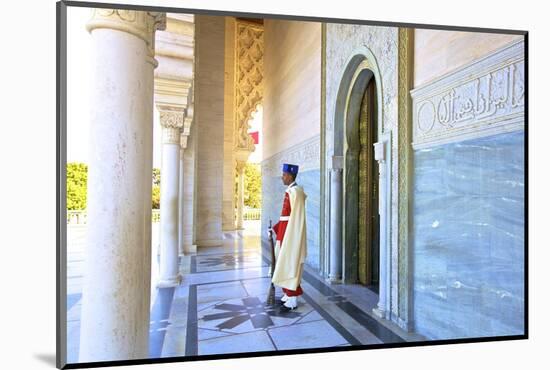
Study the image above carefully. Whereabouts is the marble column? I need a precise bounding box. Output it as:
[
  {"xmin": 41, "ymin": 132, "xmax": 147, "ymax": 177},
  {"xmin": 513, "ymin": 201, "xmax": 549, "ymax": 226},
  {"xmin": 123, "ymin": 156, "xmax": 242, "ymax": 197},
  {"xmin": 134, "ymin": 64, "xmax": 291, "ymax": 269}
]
[
  {"xmin": 236, "ymin": 160, "xmax": 246, "ymax": 230},
  {"xmin": 154, "ymin": 13, "xmax": 195, "ymax": 256},
  {"xmin": 182, "ymin": 126, "xmax": 197, "ymax": 253},
  {"xmin": 178, "ymin": 104, "xmax": 193, "ymax": 255},
  {"xmin": 178, "ymin": 136, "xmax": 186, "ymax": 256},
  {"xmin": 329, "ymin": 166, "xmax": 343, "ymax": 282},
  {"xmin": 157, "ymin": 107, "xmax": 184, "ymax": 287},
  {"xmin": 373, "ymin": 140, "xmax": 389, "ymax": 320},
  {"xmin": 79, "ymin": 10, "xmax": 165, "ymax": 362}
]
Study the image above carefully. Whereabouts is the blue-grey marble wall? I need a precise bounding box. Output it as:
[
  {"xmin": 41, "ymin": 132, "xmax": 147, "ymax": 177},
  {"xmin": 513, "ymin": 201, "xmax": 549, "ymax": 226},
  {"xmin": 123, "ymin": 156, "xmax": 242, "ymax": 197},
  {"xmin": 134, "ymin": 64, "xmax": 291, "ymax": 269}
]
[
  {"xmin": 412, "ymin": 130, "xmax": 525, "ymax": 339},
  {"xmin": 262, "ymin": 169, "xmax": 321, "ymax": 271}
]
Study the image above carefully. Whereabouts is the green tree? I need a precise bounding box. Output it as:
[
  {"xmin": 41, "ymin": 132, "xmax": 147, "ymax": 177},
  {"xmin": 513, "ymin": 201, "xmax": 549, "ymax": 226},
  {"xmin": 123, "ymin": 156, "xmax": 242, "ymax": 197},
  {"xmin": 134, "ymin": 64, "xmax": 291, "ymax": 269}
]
[
  {"xmin": 152, "ymin": 185, "xmax": 161, "ymax": 209},
  {"xmin": 152, "ymin": 167, "xmax": 161, "ymax": 209},
  {"xmin": 153, "ymin": 168, "xmax": 161, "ymax": 187},
  {"xmin": 66, "ymin": 163, "xmax": 161, "ymax": 210},
  {"xmin": 66, "ymin": 162, "xmax": 88, "ymax": 210},
  {"xmin": 244, "ymin": 163, "xmax": 262, "ymax": 208}
]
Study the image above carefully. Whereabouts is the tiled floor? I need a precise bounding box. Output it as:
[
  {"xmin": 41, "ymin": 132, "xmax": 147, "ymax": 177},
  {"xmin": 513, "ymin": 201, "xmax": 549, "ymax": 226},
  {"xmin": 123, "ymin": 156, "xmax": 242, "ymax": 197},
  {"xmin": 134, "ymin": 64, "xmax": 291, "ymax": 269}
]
[{"xmin": 66, "ymin": 222, "xmax": 420, "ymax": 363}]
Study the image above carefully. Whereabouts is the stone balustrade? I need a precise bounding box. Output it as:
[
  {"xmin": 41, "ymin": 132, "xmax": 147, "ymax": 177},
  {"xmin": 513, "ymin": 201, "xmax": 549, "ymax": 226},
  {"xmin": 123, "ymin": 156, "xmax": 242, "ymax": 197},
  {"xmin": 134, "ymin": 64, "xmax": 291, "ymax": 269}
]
[
  {"xmin": 243, "ymin": 208, "xmax": 261, "ymax": 221},
  {"xmin": 67, "ymin": 210, "xmax": 161, "ymax": 224}
]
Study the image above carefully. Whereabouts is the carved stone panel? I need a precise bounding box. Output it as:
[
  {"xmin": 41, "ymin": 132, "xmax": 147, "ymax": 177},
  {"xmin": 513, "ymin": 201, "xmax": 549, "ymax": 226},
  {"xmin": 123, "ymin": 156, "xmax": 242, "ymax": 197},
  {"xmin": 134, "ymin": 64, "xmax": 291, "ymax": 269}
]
[
  {"xmin": 411, "ymin": 40, "xmax": 524, "ymax": 149},
  {"xmin": 235, "ymin": 21, "xmax": 264, "ymax": 152},
  {"xmin": 261, "ymin": 135, "xmax": 320, "ymax": 179}
]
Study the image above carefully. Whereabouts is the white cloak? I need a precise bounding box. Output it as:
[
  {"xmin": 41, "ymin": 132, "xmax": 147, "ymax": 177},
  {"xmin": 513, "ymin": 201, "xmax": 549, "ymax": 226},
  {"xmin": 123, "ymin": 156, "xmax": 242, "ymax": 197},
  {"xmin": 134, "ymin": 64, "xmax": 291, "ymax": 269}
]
[{"xmin": 271, "ymin": 185, "xmax": 307, "ymax": 291}]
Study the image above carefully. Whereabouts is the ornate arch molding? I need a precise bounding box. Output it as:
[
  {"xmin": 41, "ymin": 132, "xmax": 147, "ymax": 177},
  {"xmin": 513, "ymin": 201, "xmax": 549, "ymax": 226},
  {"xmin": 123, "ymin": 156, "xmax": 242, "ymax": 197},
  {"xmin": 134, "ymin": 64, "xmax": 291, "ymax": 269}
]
[
  {"xmin": 333, "ymin": 46, "xmax": 385, "ymax": 158},
  {"xmin": 234, "ymin": 20, "xmax": 264, "ymax": 153}
]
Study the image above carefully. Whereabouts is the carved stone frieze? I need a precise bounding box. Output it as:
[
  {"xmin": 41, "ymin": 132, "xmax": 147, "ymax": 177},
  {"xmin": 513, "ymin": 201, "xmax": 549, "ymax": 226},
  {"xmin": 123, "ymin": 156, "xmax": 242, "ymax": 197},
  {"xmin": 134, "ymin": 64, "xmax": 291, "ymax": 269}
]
[
  {"xmin": 411, "ymin": 40, "xmax": 524, "ymax": 149},
  {"xmin": 261, "ymin": 136, "xmax": 320, "ymax": 179}
]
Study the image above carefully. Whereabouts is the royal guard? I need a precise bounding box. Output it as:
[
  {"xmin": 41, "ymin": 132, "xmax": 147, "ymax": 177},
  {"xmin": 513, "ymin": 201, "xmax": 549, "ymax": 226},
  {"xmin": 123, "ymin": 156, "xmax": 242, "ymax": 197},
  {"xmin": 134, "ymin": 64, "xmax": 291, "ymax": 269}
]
[{"xmin": 269, "ymin": 163, "xmax": 307, "ymax": 310}]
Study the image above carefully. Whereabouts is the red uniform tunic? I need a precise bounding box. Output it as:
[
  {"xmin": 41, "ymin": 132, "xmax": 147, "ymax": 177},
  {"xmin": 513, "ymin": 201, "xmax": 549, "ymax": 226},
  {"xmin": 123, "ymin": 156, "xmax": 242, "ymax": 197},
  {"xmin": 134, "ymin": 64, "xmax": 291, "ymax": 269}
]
[{"xmin": 272, "ymin": 186, "xmax": 303, "ymax": 297}]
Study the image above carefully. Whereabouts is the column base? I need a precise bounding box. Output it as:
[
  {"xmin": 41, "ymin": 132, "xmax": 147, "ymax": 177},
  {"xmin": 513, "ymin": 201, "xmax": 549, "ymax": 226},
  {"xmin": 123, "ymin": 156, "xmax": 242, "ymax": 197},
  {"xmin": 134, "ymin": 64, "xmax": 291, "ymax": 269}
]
[
  {"xmin": 326, "ymin": 276, "xmax": 342, "ymax": 284},
  {"xmin": 372, "ymin": 307, "xmax": 387, "ymax": 319},
  {"xmin": 397, "ymin": 317, "xmax": 414, "ymax": 332},
  {"xmin": 157, "ymin": 274, "xmax": 182, "ymax": 288}
]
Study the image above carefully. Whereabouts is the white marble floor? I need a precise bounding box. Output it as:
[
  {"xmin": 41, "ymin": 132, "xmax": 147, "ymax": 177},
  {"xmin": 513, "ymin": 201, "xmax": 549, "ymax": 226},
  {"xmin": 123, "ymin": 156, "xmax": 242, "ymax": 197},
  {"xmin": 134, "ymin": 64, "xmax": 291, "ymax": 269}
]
[{"xmin": 66, "ymin": 221, "xmax": 418, "ymax": 364}]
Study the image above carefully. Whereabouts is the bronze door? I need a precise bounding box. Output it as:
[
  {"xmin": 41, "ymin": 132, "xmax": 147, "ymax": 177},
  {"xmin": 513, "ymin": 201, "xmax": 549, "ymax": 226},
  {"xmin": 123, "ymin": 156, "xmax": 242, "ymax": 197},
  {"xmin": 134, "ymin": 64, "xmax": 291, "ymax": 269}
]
[{"xmin": 358, "ymin": 80, "xmax": 379, "ymax": 288}]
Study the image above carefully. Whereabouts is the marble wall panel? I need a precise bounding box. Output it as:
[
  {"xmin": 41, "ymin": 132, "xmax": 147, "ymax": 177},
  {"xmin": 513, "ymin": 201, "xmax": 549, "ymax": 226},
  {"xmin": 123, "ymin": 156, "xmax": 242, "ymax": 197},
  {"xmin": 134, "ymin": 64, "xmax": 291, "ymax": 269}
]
[
  {"xmin": 412, "ymin": 130, "xmax": 524, "ymax": 339},
  {"xmin": 263, "ymin": 19, "xmax": 321, "ymax": 159}
]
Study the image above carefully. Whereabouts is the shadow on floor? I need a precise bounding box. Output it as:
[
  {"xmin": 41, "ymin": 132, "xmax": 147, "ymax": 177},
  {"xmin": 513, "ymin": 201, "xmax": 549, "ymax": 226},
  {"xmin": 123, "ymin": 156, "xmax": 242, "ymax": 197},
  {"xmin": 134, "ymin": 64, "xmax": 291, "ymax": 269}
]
[{"xmin": 33, "ymin": 353, "xmax": 56, "ymax": 367}]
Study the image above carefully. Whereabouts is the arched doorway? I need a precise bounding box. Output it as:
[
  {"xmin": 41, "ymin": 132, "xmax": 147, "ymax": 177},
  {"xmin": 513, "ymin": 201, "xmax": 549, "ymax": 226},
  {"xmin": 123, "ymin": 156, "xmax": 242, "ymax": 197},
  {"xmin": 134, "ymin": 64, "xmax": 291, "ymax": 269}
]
[
  {"xmin": 330, "ymin": 49, "xmax": 391, "ymax": 319},
  {"xmin": 342, "ymin": 69, "xmax": 379, "ymax": 289}
]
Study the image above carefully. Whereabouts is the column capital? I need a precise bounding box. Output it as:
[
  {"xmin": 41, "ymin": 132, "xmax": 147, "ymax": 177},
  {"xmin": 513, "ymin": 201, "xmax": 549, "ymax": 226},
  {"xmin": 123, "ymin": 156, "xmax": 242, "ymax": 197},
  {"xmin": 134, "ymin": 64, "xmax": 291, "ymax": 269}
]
[
  {"xmin": 158, "ymin": 106, "xmax": 185, "ymax": 129},
  {"xmin": 159, "ymin": 107, "xmax": 184, "ymax": 145},
  {"xmin": 86, "ymin": 10, "xmax": 166, "ymax": 66}
]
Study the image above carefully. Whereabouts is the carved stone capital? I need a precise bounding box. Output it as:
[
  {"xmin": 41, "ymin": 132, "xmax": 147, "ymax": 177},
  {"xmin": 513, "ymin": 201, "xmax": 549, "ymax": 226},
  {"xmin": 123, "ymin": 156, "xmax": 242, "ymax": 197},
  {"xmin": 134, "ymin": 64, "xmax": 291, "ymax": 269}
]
[
  {"xmin": 162, "ymin": 127, "xmax": 181, "ymax": 144},
  {"xmin": 158, "ymin": 107, "xmax": 185, "ymax": 129},
  {"xmin": 162, "ymin": 126, "xmax": 180, "ymax": 145},
  {"xmin": 87, "ymin": 10, "xmax": 166, "ymax": 66}
]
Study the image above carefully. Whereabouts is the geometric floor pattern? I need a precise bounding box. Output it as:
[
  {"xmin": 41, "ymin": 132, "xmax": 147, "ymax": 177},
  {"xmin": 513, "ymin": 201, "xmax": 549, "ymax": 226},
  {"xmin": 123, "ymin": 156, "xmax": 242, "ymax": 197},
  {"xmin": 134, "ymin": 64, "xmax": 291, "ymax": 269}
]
[{"xmin": 66, "ymin": 222, "xmax": 421, "ymax": 364}]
